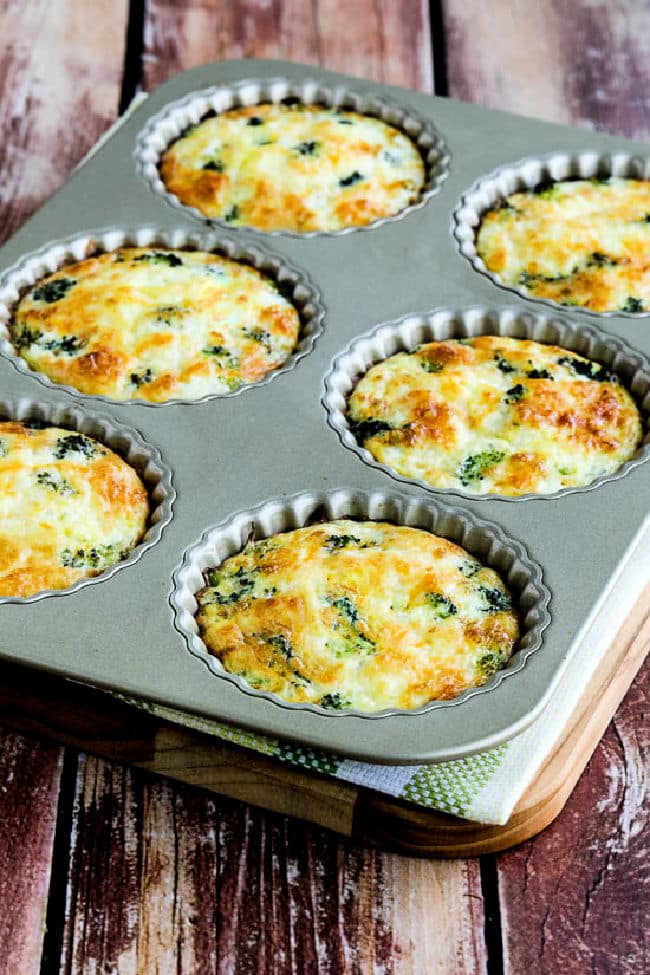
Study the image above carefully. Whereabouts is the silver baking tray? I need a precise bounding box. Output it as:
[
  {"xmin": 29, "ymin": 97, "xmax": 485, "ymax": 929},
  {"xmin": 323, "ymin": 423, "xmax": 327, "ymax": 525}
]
[{"xmin": 1, "ymin": 58, "xmax": 649, "ymax": 765}]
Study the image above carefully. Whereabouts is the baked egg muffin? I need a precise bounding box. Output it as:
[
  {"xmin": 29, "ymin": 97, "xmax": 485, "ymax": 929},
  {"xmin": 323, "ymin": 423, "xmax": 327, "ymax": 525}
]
[
  {"xmin": 195, "ymin": 519, "xmax": 519, "ymax": 712},
  {"xmin": 10, "ymin": 247, "xmax": 301, "ymax": 402},
  {"xmin": 159, "ymin": 103, "xmax": 426, "ymax": 232},
  {"xmin": 0, "ymin": 422, "xmax": 149, "ymax": 598},
  {"xmin": 476, "ymin": 178, "xmax": 650, "ymax": 312},
  {"xmin": 347, "ymin": 336, "xmax": 642, "ymax": 496}
]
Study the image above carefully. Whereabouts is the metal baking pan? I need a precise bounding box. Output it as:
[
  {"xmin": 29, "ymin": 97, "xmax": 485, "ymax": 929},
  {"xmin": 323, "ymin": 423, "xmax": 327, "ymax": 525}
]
[{"xmin": 0, "ymin": 58, "xmax": 648, "ymax": 765}]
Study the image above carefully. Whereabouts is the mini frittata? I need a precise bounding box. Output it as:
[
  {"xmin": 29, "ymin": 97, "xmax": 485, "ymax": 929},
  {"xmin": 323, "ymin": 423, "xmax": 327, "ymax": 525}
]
[
  {"xmin": 347, "ymin": 336, "xmax": 642, "ymax": 496},
  {"xmin": 0, "ymin": 423, "xmax": 149, "ymax": 598},
  {"xmin": 195, "ymin": 520, "xmax": 519, "ymax": 711},
  {"xmin": 160, "ymin": 103, "xmax": 426, "ymax": 232},
  {"xmin": 10, "ymin": 247, "xmax": 301, "ymax": 402},
  {"xmin": 476, "ymin": 178, "xmax": 650, "ymax": 312}
]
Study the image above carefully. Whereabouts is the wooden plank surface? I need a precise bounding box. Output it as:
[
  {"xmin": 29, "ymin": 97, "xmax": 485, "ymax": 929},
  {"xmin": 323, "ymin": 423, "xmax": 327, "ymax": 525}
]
[
  {"xmin": 497, "ymin": 655, "xmax": 650, "ymax": 975},
  {"xmin": 60, "ymin": 756, "xmax": 487, "ymax": 975},
  {"xmin": 0, "ymin": 733, "xmax": 63, "ymax": 975},
  {"xmin": 0, "ymin": 0, "xmax": 128, "ymax": 241},
  {"xmin": 443, "ymin": 0, "xmax": 650, "ymax": 138},
  {"xmin": 143, "ymin": 0, "xmax": 433, "ymax": 94},
  {"xmin": 0, "ymin": 1, "xmax": 129, "ymax": 970}
]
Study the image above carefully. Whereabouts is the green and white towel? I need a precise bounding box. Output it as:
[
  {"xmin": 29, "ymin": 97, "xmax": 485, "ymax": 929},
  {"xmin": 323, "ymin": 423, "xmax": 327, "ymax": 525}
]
[{"xmin": 88, "ymin": 104, "xmax": 648, "ymax": 827}]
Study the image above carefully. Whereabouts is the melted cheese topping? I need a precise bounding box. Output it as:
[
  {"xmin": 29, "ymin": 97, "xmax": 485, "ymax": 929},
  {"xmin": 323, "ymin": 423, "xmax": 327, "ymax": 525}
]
[
  {"xmin": 476, "ymin": 178, "xmax": 650, "ymax": 312},
  {"xmin": 195, "ymin": 520, "xmax": 519, "ymax": 711},
  {"xmin": 347, "ymin": 336, "xmax": 642, "ymax": 496},
  {"xmin": 0, "ymin": 423, "xmax": 149, "ymax": 598},
  {"xmin": 160, "ymin": 104, "xmax": 425, "ymax": 232},
  {"xmin": 11, "ymin": 248, "xmax": 301, "ymax": 402}
]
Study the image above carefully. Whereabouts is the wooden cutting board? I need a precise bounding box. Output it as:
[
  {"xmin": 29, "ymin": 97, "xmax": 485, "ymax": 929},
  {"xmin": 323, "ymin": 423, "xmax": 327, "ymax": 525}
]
[{"xmin": 2, "ymin": 585, "xmax": 649, "ymax": 858}]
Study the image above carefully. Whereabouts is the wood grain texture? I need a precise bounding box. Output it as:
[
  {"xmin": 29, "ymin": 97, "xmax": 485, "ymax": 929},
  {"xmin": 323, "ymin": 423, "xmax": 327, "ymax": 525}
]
[
  {"xmin": 0, "ymin": 732, "xmax": 63, "ymax": 975},
  {"xmin": 497, "ymin": 654, "xmax": 650, "ymax": 975},
  {"xmin": 0, "ymin": 0, "xmax": 128, "ymax": 243},
  {"xmin": 60, "ymin": 756, "xmax": 487, "ymax": 974},
  {"xmin": 444, "ymin": 0, "xmax": 650, "ymax": 138},
  {"xmin": 0, "ymin": 4, "xmax": 129, "ymax": 972},
  {"xmin": 143, "ymin": 0, "xmax": 433, "ymax": 94}
]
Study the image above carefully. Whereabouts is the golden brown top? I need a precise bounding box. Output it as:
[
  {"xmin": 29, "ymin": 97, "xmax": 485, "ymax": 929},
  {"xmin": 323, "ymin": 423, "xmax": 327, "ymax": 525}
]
[
  {"xmin": 347, "ymin": 336, "xmax": 642, "ymax": 496},
  {"xmin": 476, "ymin": 178, "xmax": 650, "ymax": 312},
  {"xmin": 160, "ymin": 103, "xmax": 426, "ymax": 232},
  {"xmin": 0, "ymin": 422, "xmax": 149, "ymax": 598},
  {"xmin": 11, "ymin": 247, "xmax": 301, "ymax": 402},
  {"xmin": 195, "ymin": 520, "xmax": 519, "ymax": 712}
]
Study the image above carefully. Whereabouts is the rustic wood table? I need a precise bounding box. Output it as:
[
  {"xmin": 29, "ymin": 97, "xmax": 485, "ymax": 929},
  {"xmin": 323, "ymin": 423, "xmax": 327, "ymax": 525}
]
[{"xmin": 1, "ymin": 2, "xmax": 649, "ymax": 973}]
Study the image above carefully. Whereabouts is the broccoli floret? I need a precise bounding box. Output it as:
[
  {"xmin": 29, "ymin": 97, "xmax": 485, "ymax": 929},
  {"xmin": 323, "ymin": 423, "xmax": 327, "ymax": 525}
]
[
  {"xmin": 458, "ymin": 450, "xmax": 505, "ymax": 486},
  {"xmin": 319, "ymin": 693, "xmax": 350, "ymax": 710},
  {"xmin": 31, "ymin": 277, "xmax": 77, "ymax": 303},
  {"xmin": 426, "ymin": 592, "xmax": 457, "ymax": 619},
  {"xmin": 420, "ymin": 359, "xmax": 444, "ymax": 373},
  {"xmin": 40, "ymin": 335, "xmax": 86, "ymax": 355},
  {"xmin": 348, "ymin": 417, "xmax": 393, "ymax": 443},
  {"xmin": 130, "ymin": 369, "xmax": 154, "ymax": 388},
  {"xmin": 557, "ymin": 356, "xmax": 614, "ymax": 382},
  {"xmin": 494, "ymin": 353, "xmax": 516, "ymax": 374},
  {"xmin": 504, "ymin": 383, "xmax": 526, "ymax": 404},
  {"xmin": 203, "ymin": 345, "xmax": 227, "ymax": 356},
  {"xmin": 12, "ymin": 326, "xmax": 43, "ymax": 350},
  {"xmin": 325, "ymin": 534, "xmax": 362, "ymax": 552},
  {"xmin": 326, "ymin": 595, "xmax": 376, "ymax": 655},
  {"xmin": 53, "ymin": 434, "xmax": 99, "ymax": 461},
  {"xmin": 459, "ymin": 560, "xmax": 481, "ymax": 578},
  {"xmin": 478, "ymin": 586, "xmax": 513, "ymax": 613},
  {"xmin": 224, "ymin": 205, "xmax": 240, "ymax": 223},
  {"xmin": 328, "ymin": 595, "xmax": 359, "ymax": 624},
  {"xmin": 295, "ymin": 140, "xmax": 319, "ymax": 156},
  {"xmin": 339, "ymin": 170, "xmax": 364, "ymax": 187},
  {"xmin": 36, "ymin": 470, "xmax": 75, "ymax": 495},
  {"xmin": 245, "ymin": 329, "xmax": 273, "ymax": 351},
  {"xmin": 133, "ymin": 251, "xmax": 183, "ymax": 268},
  {"xmin": 526, "ymin": 367, "xmax": 553, "ymax": 380},
  {"xmin": 267, "ymin": 634, "xmax": 293, "ymax": 659},
  {"xmin": 476, "ymin": 651, "xmax": 506, "ymax": 680},
  {"xmin": 60, "ymin": 543, "xmax": 120, "ymax": 569},
  {"xmin": 202, "ymin": 160, "xmax": 225, "ymax": 172},
  {"xmin": 621, "ymin": 297, "xmax": 644, "ymax": 313},
  {"xmin": 247, "ymin": 115, "xmax": 263, "ymax": 126},
  {"xmin": 207, "ymin": 565, "xmax": 258, "ymax": 604},
  {"xmin": 587, "ymin": 251, "xmax": 618, "ymax": 267}
]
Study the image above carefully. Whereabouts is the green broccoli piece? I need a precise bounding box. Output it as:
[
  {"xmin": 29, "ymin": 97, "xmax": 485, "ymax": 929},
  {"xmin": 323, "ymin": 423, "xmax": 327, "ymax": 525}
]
[
  {"xmin": 478, "ymin": 586, "xmax": 513, "ymax": 613},
  {"xmin": 31, "ymin": 277, "xmax": 77, "ymax": 303},
  {"xmin": 504, "ymin": 383, "xmax": 526, "ymax": 404},
  {"xmin": 621, "ymin": 297, "xmax": 644, "ymax": 313},
  {"xmin": 53, "ymin": 434, "xmax": 100, "ymax": 461},
  {"xmin": 426, "ymin": 592, "xmax": 457, "ymax": 619},
  {"xmin": 557, "ymin": 356, "xmax": 614, "ymax": 382},
  {"xmin": 133, "ymin": 252, "xmax": 183, "ymax": 268},
  {"xmin": 339, "ymin": 171, "xmax": 364, "ymax": 187},
  {"xmin": 476, "ymin": 651, "xmax": 506, "ymax": 680},
  {"xmin": 319, "ymin": 693, "xmax": 350, "ymax": 710},
  {"xmin": 348, "ymin": 417, "xmax": 394, "ymax": 443},
  {"xmin": 458, "ymin": 450, "xmax": 505, "ymax": 486}
]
